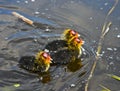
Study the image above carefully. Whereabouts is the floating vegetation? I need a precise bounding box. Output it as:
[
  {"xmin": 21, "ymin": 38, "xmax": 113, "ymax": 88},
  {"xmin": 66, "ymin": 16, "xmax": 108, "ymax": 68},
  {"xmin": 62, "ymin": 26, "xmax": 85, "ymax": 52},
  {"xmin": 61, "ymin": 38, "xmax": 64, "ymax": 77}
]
[
  {"xmin": 99, "ymin": 84, "xmax": 111, "ymax": 91},
  {"xmin": 13, "ymin": 83, "xmax": 20, "ymax": 87},
  {"xmin": 107, "ymin": 74, "xmax": 120, "ymax": 81}
]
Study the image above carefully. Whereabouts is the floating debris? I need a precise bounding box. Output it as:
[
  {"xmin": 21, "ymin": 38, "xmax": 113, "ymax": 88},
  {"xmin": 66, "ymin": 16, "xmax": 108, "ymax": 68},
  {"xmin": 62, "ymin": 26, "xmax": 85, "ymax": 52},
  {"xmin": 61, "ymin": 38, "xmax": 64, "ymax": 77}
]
[
  {"xmin": 35, "ymin": 11, "xmax": 40, "ymax": 15},
  {"xmin": 31, "ymin": 0, "xmax": 35, "ymax": 2},
  {"xmin": 33, "ymin": 38, "xmax": 38, "ymax": 42},
  {"xmin": 107, "ymin": 48, "xmax": 113, "ymax": 51},
  {"xmin": 109, "ymin": 62, "xmax": 114, "ymax": 65},
  {"xmin": 70, "ymin": 84, "xmax": 76, "ymax": 87},
  {"xmin": 13, "ymin": 83, "xmax": 20, "ymax": 87},
  {"xmin": 113, "ymin": 48, "xmax": 117, "ymax": 51},
  {"xmin": 107, "ymin": 74, "xmax": 120, "ymax": 81},
  {"xmin": 109, "ymin": 56, "xmax": 113, "ymax": 59},
  {"xmin": 45, "ymin": 28, "xmax": 51, "ymax": 32},
  {"xmin": 25, "ymin": 1, "xmax": 28, "ymax": 4},
  {"xmin": 100, "ymin": 7, "xmax": 103, "ymax": 10},
  {"xmin": 99, "ymin": 84, "xmax": 111, "ymax": 91},
  {"xmin": 89, "ymin": 17, "xmax": 93, "ymax": 20},
  {"xmin": 17, "ymin": 1, "xmax": 20, "ymax": 3},
  {"xmin": 117, "ymin": 34, "xmax": 120, "ymax": 38},
  {"xmin": 104, "ymin": 2, "xmax": 108, "ymax": 6}
]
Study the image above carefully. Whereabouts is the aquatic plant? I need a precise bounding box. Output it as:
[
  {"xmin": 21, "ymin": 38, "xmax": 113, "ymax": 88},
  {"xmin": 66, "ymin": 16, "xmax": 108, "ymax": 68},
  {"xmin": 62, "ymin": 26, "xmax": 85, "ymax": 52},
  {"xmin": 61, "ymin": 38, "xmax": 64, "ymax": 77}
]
[{"xmin": 84, "ymin": 0, "xmax": 119, "ymax": 91}]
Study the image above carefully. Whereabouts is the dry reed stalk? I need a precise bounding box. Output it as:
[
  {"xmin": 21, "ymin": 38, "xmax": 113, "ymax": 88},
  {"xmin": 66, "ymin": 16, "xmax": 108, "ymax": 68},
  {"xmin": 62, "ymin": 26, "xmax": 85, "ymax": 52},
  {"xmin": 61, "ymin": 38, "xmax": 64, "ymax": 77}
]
[{"xmin": 84, "ymin": 0, "xmax": 118, "ymax": 91}]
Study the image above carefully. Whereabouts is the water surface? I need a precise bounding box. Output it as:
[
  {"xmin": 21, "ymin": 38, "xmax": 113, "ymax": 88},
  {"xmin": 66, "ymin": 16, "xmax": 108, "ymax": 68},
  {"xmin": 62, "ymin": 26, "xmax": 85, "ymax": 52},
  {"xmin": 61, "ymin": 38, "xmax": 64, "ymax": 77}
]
[{"xmin": 0, "ymin": 0, "xmax": 120, "ymax": 91}]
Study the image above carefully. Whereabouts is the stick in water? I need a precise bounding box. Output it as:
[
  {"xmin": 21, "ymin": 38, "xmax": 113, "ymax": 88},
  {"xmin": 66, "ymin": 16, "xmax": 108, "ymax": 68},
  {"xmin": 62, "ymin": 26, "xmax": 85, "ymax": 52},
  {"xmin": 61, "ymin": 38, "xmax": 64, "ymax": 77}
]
[{"xmin": 12, "ymin": 12, "xmax": 34, "ymax": 26}]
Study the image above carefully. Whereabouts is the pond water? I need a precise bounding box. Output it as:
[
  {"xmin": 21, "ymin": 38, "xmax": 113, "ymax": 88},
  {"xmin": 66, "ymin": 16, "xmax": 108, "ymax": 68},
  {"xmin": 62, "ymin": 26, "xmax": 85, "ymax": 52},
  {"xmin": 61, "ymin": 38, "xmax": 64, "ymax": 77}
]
[{"xmin": 0, "ymin": 0, "xmax": 120, "ymax": 91}]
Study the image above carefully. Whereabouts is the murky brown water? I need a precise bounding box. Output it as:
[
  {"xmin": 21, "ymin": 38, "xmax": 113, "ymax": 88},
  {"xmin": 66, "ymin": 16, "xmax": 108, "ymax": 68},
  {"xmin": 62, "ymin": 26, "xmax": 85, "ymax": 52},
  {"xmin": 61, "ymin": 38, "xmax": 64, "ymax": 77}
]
[{"xmin": 0, "ymin": 0, "xmax": 120, "ymax": 91}]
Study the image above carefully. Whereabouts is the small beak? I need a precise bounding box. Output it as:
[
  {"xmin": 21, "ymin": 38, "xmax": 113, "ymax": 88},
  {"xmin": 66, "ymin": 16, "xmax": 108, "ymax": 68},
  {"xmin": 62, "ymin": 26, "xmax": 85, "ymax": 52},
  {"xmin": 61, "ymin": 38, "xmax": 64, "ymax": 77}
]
[
  {"xmin": 50, "ymin": 60, "xmax": 52, "ymax": 63},
  {"xmin": 78, "ymin": 34, "xmax": 80, "ymax": 37},
  {"xmin": 81, "ymin": 40, "xmax": 85, "ymax": 45},
  {"xmin": 49, "ymin": 57, "xmax": 53, "ymax": 63}
]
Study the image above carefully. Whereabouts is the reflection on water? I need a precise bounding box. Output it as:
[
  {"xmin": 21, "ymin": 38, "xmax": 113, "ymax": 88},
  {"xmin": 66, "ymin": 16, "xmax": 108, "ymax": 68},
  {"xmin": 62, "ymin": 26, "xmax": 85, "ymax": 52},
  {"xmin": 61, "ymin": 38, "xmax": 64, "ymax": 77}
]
[{"xmin": 0, "ymin": 0, "xmax": 120, "ymax": 91}]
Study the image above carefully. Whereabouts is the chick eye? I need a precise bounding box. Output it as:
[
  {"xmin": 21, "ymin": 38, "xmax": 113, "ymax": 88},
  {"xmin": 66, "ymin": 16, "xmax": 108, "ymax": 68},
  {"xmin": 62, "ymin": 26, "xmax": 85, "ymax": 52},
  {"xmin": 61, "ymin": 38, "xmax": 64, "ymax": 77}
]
[{"xmin": 70, "ymin": 30, "xmax": 76, "ymax": 35}]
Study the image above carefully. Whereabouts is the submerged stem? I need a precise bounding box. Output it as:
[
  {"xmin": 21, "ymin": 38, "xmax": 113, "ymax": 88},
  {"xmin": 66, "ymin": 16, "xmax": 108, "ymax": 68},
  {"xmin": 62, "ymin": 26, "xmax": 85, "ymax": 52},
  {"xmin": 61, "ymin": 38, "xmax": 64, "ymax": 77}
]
[
  {"xmin": 84, "ymin": 0, "xmax": 118, "ymax": 91},
  {"xmin": 99, "ymin": 84, "xmax": 111, "ymax": 91}
]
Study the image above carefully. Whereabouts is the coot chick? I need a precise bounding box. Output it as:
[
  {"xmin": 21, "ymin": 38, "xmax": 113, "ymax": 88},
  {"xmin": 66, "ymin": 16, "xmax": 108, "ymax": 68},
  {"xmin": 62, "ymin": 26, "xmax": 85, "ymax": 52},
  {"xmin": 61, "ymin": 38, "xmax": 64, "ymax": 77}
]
[
  {"xmin": 50, "ymin": 37, "xmax": 84, "ymax": 65},
  {"xmin": 43, "ymin": 29, "xmax": 80, "ymax": 52},
  {"xmin": 19, "ymin": 51, "xmax": 52, "ymax": 72}
]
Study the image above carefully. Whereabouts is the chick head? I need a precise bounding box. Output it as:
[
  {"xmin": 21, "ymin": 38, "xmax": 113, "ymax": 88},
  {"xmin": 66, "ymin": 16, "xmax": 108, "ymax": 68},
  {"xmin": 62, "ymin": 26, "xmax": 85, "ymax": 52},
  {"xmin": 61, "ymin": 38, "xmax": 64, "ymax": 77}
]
[
  {"xmin": 68, "ymin": 37, "xmax": 84, "ymax": 51},
  {"xmin": 35, "ymin": 51, "xmax": 52, "ymax": 72},
  {"xmin": 62, "ymin": 29, "xmax": 80, "ymax": 41}
]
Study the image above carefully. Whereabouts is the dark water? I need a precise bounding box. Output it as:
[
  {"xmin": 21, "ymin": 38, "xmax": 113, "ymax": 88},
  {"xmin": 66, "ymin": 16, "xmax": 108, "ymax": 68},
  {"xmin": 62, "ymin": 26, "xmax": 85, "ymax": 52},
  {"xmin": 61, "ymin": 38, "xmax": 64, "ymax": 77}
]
[{"xmin": 0, "ymin": 0, "xmax": 120, "ymax": 91}]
